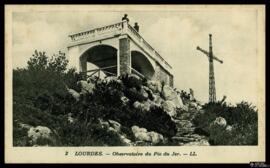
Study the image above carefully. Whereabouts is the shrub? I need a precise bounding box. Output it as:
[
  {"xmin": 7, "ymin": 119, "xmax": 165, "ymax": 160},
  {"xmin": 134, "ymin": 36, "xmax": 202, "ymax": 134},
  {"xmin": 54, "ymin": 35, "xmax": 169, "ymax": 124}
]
[
  {"xmin": 124, "ymin": 87, "xmax": 148, "ymax": 103},
  {"xmin": 193, "ymin": 101, "xmax": 258, "ymax": 145},
  {"xmin": 133, "ymin": 106, "xmax": 177, "ymax": 137},
  {"xmin": 13, "ymin": 121, "xmax": 31, "ymax": 146},
  {"xmin": 57, "ymin": 120, "xmax": 124, "ymax": 146},
  {"xmin": 121, "ymin": 126, "xmax": 135, "ymax": 141},
  {"xmin": 93, "ymin": 80, "xmax": 124, "ymax": 107},
  {"xmin": 120, "ymin": 74, "xmax": 142, "ymax": 90}
]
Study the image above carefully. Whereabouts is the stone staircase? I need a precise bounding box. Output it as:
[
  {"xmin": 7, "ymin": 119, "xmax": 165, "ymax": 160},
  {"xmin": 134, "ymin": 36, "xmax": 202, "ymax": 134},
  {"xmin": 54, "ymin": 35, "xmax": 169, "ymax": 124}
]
[{"xmin": 171, "ymin": 110, "xmax": 210, "ymax": 146}]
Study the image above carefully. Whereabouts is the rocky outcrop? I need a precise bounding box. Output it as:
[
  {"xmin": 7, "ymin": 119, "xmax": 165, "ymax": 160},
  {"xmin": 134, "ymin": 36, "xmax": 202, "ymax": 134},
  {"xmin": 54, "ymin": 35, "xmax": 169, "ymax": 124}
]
[
  {"xmin": 27, "ymin": 126, "xmax": 56, "ymax": 146},
  {"xmin": 152, "ymin": 94, "xmax": 163, "ymax": 107},
  {"xmin": 131, "ymin": 126, "xmax": 164, "ymax": 145},
  {"xmin": 98, "ymin": 119, "xmax": 133, "ymax": 146},
  {"xmin": 119, "ymin": 135, "xmax": 133, "ymax": 146},
  {"xmin": 133, "ymin": 101, "xmax": 151, "ymax": 112},
  {"xmin": 162, "ymin": 85, "xmax": 184, "ymax": 108},
  {"xmin": 161, "ymin": 100, "xmax": 176, "ymax": 117},
  {"xmin": 65, "ymin": 76, "xmax": 208, "ymax": 146},
  {"xmin": 108, "ymin": 120, "xmax": 121, "ymax": 133},
  {"xmin": 147, "ymin": 80, "xmax": 162, "ymax": 93}
]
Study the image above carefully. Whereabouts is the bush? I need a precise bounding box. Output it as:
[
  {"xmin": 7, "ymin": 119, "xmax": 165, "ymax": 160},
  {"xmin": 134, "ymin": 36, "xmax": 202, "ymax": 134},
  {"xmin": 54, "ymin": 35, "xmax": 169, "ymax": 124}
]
[
  {"xmin": 124, "ymin": 87, "xmax": 148, "ymax": 103},
  {"xmin": 13, "ymin": 121, "xmax": 31, "ymax": 146},
  {"xmin": 57, "ymin": 120, "xmax": 125, "ymax": 146},
  {"xmin": 120, "ymin": 74, "xmax": 142, "ymax": 90},
  {"xmin": 192, "ymin": 101, "xmax": 258, "ymax": 145}
]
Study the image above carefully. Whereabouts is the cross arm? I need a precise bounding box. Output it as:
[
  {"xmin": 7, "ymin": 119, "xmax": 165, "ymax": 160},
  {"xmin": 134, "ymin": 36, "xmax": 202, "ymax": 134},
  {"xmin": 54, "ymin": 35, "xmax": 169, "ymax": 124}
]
[{"xmin": 196, "ymin": 46, "xmax": 223, "ymax": 64}]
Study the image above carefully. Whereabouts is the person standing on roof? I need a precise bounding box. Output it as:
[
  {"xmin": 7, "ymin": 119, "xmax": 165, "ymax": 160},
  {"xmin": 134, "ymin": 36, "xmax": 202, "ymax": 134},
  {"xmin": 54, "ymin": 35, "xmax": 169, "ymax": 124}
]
[{"xmin": 122, "ymin": 14, "xmax": 129, "ymax": 22}]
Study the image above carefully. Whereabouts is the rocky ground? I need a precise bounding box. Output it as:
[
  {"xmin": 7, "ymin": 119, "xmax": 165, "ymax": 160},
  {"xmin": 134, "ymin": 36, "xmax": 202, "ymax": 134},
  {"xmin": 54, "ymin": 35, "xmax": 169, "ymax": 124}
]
[{"xmin": 16, "ymin": 75, "xmax": 213, "ymax": 146}]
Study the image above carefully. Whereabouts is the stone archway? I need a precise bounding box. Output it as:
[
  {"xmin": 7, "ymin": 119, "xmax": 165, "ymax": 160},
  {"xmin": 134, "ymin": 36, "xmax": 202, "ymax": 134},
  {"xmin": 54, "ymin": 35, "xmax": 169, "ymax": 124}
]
[
  {"xmin": 80, "ymin": 45, "xmax": 118, "ymax": 76},
  {"xmin": 131, "ymin": 50, "xmax": 155, "ymax": 79}
]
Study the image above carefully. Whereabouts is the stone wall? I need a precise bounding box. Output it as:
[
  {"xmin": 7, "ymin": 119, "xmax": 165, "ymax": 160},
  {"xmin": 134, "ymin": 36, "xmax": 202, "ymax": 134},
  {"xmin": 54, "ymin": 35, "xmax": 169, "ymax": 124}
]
[{"xmin": 154, "ymin": 63, "xmax": 173, "ymax": 87}]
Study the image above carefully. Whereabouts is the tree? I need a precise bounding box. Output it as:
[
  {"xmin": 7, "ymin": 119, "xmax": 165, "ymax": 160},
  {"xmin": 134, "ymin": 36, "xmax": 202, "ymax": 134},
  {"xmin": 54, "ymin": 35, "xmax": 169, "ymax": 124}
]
[{"xmin": 27, "ymin": 50, "xmax": 68, "ymax": 73}]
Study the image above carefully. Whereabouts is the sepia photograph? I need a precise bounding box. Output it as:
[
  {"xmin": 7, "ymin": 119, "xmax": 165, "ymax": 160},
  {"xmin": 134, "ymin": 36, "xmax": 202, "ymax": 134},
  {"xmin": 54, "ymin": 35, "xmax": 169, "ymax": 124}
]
[{"xmin": 5, "ymin": 5, "xmax": 265, "ymax": 163}]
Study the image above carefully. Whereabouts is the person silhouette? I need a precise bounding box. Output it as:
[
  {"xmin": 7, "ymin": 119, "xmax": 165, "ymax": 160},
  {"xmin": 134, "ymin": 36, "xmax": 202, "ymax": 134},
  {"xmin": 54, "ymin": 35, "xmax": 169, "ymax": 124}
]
[
  {"xmin": 122, "ymin": 14, "xmax": 129, "ymax": 22},
  {"xmin": 134, "ymin": 22, "xmax": 139, "ymax": 32}
]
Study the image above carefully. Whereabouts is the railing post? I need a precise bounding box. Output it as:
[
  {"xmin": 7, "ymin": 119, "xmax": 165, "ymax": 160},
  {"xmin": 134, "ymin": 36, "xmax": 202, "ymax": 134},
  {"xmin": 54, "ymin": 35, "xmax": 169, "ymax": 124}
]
[{"xmin": 122, "ymin": 20, "xmax": 129, "ymax": 34}]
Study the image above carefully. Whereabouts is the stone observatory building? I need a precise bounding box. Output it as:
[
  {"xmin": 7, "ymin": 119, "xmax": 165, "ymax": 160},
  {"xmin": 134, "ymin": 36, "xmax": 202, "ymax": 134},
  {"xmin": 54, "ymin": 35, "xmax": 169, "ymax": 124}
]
[{"xmin": 67, "ymin": 16, "xmax": 174, "ymax": 87}]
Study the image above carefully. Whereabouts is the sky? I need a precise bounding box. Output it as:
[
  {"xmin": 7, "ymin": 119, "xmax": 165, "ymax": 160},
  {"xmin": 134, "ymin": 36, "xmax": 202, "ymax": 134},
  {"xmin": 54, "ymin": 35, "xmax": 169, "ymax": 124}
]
[{"xmin": 11, "ymin": 6, "xmax": 263, "ymax": 106}]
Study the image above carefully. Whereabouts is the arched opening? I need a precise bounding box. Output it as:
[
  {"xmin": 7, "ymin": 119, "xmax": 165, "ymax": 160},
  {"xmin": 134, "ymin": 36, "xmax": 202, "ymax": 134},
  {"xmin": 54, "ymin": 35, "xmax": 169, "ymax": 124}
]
[
  {"xmin": 131, "ymin": 51, "xmax": 155, "ymax": 79},
  {"xmin": 80, "ymin": 45, "xmax": 118, "ymax": 78}
]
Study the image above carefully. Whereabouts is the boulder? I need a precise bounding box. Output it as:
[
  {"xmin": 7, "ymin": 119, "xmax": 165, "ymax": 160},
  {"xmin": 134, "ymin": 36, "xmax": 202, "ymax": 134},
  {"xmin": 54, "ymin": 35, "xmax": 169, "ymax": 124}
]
[
  {"xmin": 132, "ymin": 125, "xmax": 147, "ymax": 133},
  {"xmin": 119, "ymin": 135, "xmax": 133, "ymax": 146},
  {"xmin": 148, "ymin": 131, "xmax": 164, "ymax": 144},
  {"xmin": 108, "ymin": 127, "xmax": 117, "ymax": 132},
  {"xmin": 134, "ymin": 132, "xmax": 151, "ymax": 142},
  {"xmin": 133, "ymin": 101, "xmax": 151, "ymax": 112},
  {"xmin": 142, "ymin": 101, "xmax": 151, "ymax": 111},
  {"xmin": 152, "ymin": 94, "xmax": 163, "ymax": 107},
  {"xmin": 133, "ymin": 101, "xmax": 142, "ymax": 109},
  {"xmin": 27, "ymin": 126, "xmax": 54, "ymax": 146},
  {"xmin": 108, "ymin": 120, "xmax": 121, "ymax": 133},
  {"xmin": 67, "ymin": 88, "xmax": 80, "ymax": 101},
  {"xmin": 121, "ymin": 96, "xmax": 129, "ymax": 105},
  {"xmin": 131, "ymin": 126, "xmax": 164, "ymax": 144},
  {"xmin": 147, "ymin": 80, "xmax": 162, "ymax": 93},
  {"xmin": 212, "ymin": 117, "xmax": 227, "ymax": 127},
  {"xmin": 226, "ymin": 125, "xmax": 233, "ymax": 132},
  {"xmin": 162, "ymin": 85, "xmax": 175, "ymax": 100},
  {"xmin": 77, "ymin": 80, "xmax": 95, "ymax": 94},
  {"xmin": 142, "ymin": 86, "xmax": 153, "ymax": 94},
  {"xmin": 162, "ymin": 85, "xmax": 184, "ymax": 108},
  {"xmin": 98, "ymin": 119, "xmax": 110, "ymax": 129},
  {"xmin": 161, "ymin": 100, "xmax": 176, "ymax": 117},
  {"xmin": 131, "ymin": 126, "xmax": 150, "ymax": 141}
]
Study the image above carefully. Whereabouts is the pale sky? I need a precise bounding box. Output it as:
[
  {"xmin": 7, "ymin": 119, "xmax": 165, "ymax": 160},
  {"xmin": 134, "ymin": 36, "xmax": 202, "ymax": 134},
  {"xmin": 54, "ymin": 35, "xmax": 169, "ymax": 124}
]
[{"xmin": 11, "ymin": 6, "xmax": 264, "ymax": 106}]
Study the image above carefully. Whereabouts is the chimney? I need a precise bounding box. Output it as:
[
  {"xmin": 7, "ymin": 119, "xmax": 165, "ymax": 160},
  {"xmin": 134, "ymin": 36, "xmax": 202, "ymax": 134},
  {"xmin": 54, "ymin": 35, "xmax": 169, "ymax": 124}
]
[{"xmin": 134, "ymin": 22, "xmax": 139, "ymax": 32}]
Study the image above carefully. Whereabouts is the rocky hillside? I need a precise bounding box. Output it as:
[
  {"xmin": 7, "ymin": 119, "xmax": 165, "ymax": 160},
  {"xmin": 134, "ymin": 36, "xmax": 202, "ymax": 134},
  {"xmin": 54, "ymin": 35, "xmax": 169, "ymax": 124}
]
[
  {"xmin": 14, "ymin": 73, "xmax": 211, "ymax": 146},
  {"xmin": 13, "ymin": 51, "xmax": 258, "ymax": 146}
]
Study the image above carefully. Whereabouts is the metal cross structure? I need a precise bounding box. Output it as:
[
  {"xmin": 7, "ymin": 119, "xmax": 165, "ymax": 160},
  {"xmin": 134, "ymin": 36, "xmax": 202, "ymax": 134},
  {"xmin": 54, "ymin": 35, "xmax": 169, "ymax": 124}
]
[{"xmin": 196, "ymin": 34, "xmax": 223, "ymax": 103}]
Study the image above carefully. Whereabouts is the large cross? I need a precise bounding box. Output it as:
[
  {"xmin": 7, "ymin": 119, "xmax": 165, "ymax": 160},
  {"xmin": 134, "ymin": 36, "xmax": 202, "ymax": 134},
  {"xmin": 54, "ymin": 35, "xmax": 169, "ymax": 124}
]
[{"xmin": 196, "ymin": 34, "xmax": 223, "ymax": 103}]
